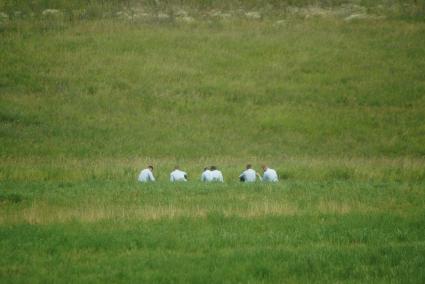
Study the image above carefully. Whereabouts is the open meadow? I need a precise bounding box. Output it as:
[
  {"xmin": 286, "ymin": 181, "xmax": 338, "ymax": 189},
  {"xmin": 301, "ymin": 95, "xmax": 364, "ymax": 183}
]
[{"xmin": 1, "ymin": 0, "xmax": 425, "ymax": 282}]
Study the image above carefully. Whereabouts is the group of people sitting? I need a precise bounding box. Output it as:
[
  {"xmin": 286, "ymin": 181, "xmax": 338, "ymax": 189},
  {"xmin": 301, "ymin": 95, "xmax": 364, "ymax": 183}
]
[{"xmin": 138, "ymin": 164, "xmax": 278, "ymax": 183}]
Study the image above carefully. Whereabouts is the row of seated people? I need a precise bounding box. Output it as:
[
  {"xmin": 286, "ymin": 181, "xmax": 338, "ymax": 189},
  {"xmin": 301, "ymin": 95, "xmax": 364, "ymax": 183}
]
[{"xmin": 138, "ymin": 164, "xmax": 278, "ymax": 182}]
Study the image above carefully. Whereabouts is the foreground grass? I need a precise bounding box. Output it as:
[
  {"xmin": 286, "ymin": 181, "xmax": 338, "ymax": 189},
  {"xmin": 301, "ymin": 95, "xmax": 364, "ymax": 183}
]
[{"xmin": 1, "ymin": 181, "xmax": 424, "ymax": 283}]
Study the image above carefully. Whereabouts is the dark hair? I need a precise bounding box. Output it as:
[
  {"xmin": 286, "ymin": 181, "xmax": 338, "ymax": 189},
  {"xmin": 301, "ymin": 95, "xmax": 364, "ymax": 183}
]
[
  {"xmin": 246, "ymin": 164, "xmax": 252, "ymax": 169},
  {"xmin": 210, "ymin": 166, "xmax": 217, "ymax": 170},
  {"xmin": 148, "ymin": 165, "xmax": 153, "ymax": 170}
]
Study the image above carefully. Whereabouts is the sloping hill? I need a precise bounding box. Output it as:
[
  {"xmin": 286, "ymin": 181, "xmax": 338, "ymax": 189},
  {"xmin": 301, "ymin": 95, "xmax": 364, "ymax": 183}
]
[{"xmin": 1, "ymin": 6, "xmax": 424, "ymax": 177}]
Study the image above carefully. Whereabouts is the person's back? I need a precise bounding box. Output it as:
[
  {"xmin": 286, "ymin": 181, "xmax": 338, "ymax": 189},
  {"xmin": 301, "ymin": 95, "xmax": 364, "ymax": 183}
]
[
  {"xmin": 240, "ymin": 165, "xmax": 256, "ymax": 182},
  {"xmin": 201, "ymin": 168, "xmax": 213, "ymax": 182},
  {"xmin": 170, "ymin": 168, "xmax": 188, "ymax": 182},
  {"xmin": 262, "ymin": 168, "xmax": 278, "ymax": 182},
  {"xmin": 210, "ymin": 168, "xmax": 224, "ymax": 182},
  {"xmin": 138, "ymin": 166, "xmax": 155, "ymax": 182}
]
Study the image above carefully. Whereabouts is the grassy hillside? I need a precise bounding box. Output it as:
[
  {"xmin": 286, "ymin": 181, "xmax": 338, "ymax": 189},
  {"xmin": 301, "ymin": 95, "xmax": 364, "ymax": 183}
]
[
  {"xmin": 1, "ymin": 20, "xmax": 424, "ymax": 158},
  {"xmin": 1, "ymin": 15, "xmax": 425, "ymax": 177},
  {"xmin": 1, "ymin": 1, "xmax": 425, "ymax": 283}
]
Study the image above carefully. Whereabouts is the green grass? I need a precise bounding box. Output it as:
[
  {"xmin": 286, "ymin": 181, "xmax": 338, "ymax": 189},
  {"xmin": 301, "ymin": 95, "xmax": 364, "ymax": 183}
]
[
  {"xmin": 1, "ymin": 19, "xmax": 424, "ymax": 159},
  {"xmin": 1, "ymin": 181, "xmax": 424, "ymax": 282},
  {"xmin": 1, "ymin": 1, "xmax": 425, "ymax": 283}
]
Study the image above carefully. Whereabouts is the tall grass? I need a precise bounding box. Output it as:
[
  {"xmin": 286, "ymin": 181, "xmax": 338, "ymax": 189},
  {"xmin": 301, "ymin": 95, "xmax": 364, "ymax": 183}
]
[
  {"xmin": 0, "ymin": 180, "xmax": 424, "ymax": 282},
  {"xmin": 1, "ymin": 156, "xmax": 424, "ymax": 183}
]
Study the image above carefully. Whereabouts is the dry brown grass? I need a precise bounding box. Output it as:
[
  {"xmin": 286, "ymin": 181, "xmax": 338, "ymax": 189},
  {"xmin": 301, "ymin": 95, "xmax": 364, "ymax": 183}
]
[{"xmin": 0, "ymin": 198, "xmax": 384, "ymax": 225}]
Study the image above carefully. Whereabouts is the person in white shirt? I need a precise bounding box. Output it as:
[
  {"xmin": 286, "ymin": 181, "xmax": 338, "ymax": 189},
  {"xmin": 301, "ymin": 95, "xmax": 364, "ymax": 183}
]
[
  {"xmin": 201, "ymin": 167, "xmax": 213, "ymax": 182},
  {"xmin": 210, "ymin": 166, "xmax": 224, "ymax": 182},
  {"xmin": 258, "ymin": 165, "xmax": 278, "ymax": 182},
  {"xmin": 170, "ymin": 166, "xmax": 188, "ymax": 182},
  {"xmin": 239, "ymin": 164, "xmax": 257, "ymax": 182},
  {"xmin": 138, "ymin": 165, "xmax": 155, "ymax": 182}
]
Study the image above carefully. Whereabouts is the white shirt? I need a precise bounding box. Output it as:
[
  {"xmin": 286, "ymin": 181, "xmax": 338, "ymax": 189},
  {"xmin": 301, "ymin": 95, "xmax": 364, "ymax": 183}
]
[
  {"xmin": 210, "ymin": 170, "xmax": 224, "ymax": 182},
  {"xmin": 240, "ymin": 169, "xmax": 257, "ymax": 182},
  {"xmin": 261, "ymin": 168, "xmax": 278, "ymax": 182},
  {"xmin": 201, "ymin": 170, "xmax": 213, "ymax": 182},
  {"xmin": 138, "ymin": 168, "xmax": 155, "ymax": 182},
  {"xmin": 170, "ymin": 169, "xmax": 187, "ymax": 182}
]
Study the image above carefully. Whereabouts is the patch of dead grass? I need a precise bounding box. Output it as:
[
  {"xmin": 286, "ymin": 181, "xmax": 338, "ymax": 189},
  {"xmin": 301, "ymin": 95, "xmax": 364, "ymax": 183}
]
[{"xmin": 0, "ymin": 196, "xmax": 408, "ymax": 225}]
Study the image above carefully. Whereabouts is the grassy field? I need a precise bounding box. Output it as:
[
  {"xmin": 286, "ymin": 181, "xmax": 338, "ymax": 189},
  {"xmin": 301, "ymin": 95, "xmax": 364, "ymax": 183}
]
[
  {"xmin": 1, "ymin": 0, "xmax": 425, "ymax": 282},
  {"xmin": 1, "ymin": 181, "xmax": 424, "ymax": 282}
]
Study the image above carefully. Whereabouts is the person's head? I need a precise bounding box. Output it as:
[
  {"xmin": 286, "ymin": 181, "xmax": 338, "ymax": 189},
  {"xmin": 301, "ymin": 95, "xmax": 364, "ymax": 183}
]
[
  {"xmin": 210, "ymin": 166, "xmax": 217, "ymax": 171},
  {"xmin": 261, "ymin": 165, "xmax": 268, "ymax": 171},
  {"xmin": 148, "ymin": 165, "xmax": 154, "ymax": 171},
  {"xmin": 246, "ymin": 164, "xmax": 252, "ymax": 169},
  {"xmin": 174, "ymin": 165, "xmax": 179, "ymax": 170}
]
